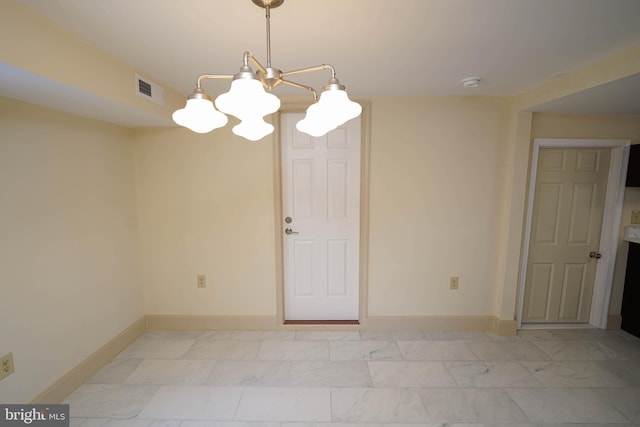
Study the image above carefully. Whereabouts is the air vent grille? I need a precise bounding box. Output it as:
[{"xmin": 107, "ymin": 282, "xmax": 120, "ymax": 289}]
[
  {"xmin": 138, "ymin": 79, "xmax": 152, "ymax": 97},
  {"xmin": 134, "ymin": 73, "xmax": 165, "ymax": 106}
]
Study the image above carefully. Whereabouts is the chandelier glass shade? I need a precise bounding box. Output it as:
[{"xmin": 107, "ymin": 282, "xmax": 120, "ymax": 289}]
[
  {"xmin": 232, "ymin": 118, "xmax": 275, "ymax": 141},
  {"xmin": 171, "ymin": 93, "xmax": 228, "ymax": 134},
  {"xmin": 215, "ymin": 77, "xmax": 281, "ymax": 121},
  {"xmin": 296, "ymin": 82, "xmax": 363, "ymax": 137},
  {"xmin": 172, "ymin": 0, "xmax": 361, "ymax": 141}
]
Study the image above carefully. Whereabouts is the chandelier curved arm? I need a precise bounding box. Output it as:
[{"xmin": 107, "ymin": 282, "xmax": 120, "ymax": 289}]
[
  {"xmin": 281, "ymin": 64, "xmax": 336, "ymax": 80},
  {"xmin": 244, "ymin": 51, "xmax": 268, "ymax": 75},
  {"xmin": 196, "ymin": 74, "xmax": 234, "ymax": 89},
  {"xmin": 279, "ymin": 79, "xmax": 318, "ymax": 102}
]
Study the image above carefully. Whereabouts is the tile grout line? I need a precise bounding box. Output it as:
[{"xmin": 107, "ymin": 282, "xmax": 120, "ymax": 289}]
[{"xmin": 230, "ymin": 385, "xmax": 245, "ymax": 422}]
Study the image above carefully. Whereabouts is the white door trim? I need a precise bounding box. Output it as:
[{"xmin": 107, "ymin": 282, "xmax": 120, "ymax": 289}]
[{"xmin": 517, "ymin": 138, "xmax": 630, "ymax": 329}]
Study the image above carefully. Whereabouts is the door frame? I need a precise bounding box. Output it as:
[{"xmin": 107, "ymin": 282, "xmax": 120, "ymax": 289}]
[
  {"xmin": 517, "ymin": 138, "xmax": 630, "ymax": 329},
  {"xmin": 273, "ymin": 102, "xmax": 371, "ymax": 327}
]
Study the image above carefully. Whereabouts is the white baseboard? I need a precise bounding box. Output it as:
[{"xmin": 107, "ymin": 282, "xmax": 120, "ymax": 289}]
[
  {"xmin": 145, "ymin": 315, "xmax": 278, "ymax": 331},
  {"xmin": 607, "ymin": 314, "xmax": 622, "ymax": 330},
  {"xmin": 366, "ymin": 315, "xmax": 516, "ymax": 336},
  {"xmin": 147, "ymin": 314, "xmax": 517, "ymax": 335},
  {"xmin": 492, "ymin": 318, "xmax": 518, "ymax": 336},
  {"xmin": 31, "ymin": 317, "xmax": 146, "ymax": 404}
]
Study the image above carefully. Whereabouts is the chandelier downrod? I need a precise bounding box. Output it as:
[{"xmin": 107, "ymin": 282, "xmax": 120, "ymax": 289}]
[
  {"xmin": 265, "ymin": 6, "xmax": 272, "ymax": 68},
  {"xmin": 253, "ymin": 0, "xmax": 284, "ymax": 67}
]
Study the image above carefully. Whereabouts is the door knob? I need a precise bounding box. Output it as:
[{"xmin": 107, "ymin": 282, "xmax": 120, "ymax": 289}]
[
  {"xmin": 589, "ymin": 251, "xmax": 602, "ymax": 259},
  {"xmin": 285, "ymin": 227, "xmax": 299, "ymax": 235}
]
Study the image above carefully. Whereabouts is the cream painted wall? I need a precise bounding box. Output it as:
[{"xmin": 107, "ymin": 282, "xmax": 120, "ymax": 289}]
[
  {"xmin": 530, "ymin": 113, "xmax": 640, "ymax": 317},
  {"xmin": 133, "ymin": 126, "xmax": 277, "ymax": 316},
  {"xmin": 0, "ymin": 97, "xmax": 143, "ymax": 403},
  {"xmin": 134, "ymin": 97, "xmax": 515, "ymax": 319},
  {"xmin": 367, "ymin": 96, "xmax": 511, "ymax": 316},
  {"xmin": 0, "ymin": 0, "xmax": 183, "ymax": 121}
]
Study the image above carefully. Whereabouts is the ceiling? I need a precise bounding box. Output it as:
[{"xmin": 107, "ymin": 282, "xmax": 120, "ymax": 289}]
[{"xmin": 4, "ymin": 0, "xmax": 640, "ymax": 125}]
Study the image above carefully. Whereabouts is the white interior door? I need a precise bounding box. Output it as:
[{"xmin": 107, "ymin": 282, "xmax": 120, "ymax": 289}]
[
  {"xmin": 281, "ymin": 113, "xmax": 361, "ymax": 320},
  {"xmin": 522, "ymin": 148, "xmax": 610, "ymax": 323}
]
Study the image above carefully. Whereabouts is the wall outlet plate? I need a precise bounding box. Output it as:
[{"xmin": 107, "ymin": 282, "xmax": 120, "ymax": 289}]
[
  {"xmin": 631, "ymin": 210, "xmax": 640, "ymax": 225},
  {"xmin": 197, "ymin": 274, "xmax": 207, "ymax": 288},
  {"xmin": 0, "ymin": 352, "xmax": 15, "ymax": 381}
]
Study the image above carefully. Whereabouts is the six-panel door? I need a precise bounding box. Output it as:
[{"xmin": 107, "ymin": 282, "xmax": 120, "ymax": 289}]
[
  {"xmin": 523, "ymin": 148, "xmax": 610, "ymax": 323},
  {"xmin": 281, "ymin": 113, "xmax": 361, "ymax": 320}
]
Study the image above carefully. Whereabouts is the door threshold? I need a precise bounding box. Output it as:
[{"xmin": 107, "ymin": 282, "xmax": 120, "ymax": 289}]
[{"xmin": 284, "ymin": 320, "xmax": 360, "ymax": 325}]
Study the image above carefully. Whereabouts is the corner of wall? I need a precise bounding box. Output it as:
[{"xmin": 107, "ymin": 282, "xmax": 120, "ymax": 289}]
[
  {"xmin": 493, "ymin": 110, "xmax": 533, "ymax": 323},
  {"xmin": 491, "ymin": 318, "xmax": 518, "ymax": 336},
  {"xmin": 31, "ymin": 317, "xmax": 146, "ymax": 404}
]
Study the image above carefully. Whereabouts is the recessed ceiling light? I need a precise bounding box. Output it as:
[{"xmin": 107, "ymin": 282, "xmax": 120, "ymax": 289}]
[{"xmin": 461, "ymin": 77, "xmax": 482, "ymax": 88}]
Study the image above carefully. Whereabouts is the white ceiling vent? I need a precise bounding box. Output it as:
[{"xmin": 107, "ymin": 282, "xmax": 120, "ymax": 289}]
[{"xmin": 135, "ymin": 73, "xmax": 164, "ymax": 106}]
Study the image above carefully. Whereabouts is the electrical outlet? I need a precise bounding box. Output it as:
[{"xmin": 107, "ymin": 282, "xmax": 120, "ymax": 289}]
[
  {"xmin": 450, "ymin": 276, "xmax": 459, "ymax": 290},
  {"xmin": 0, "ymin": 352, "xmax": 15, "ymax": 381},
  {"xmin": 631, "ymin": 210, "xmax": 640, "ymax": 224},
  {"xmin": 197, "ymin": 274, "xmax": 207, "ymax": 288}
]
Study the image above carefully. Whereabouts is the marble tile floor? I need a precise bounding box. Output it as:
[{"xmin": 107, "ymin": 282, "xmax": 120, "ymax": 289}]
[{"xmin": 66, "ymin": 328, "xmax": 640, "ymax": 427}]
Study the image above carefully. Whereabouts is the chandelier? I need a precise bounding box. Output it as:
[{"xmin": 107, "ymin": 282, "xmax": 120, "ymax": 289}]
[{"xmin": 172, "ymin": 0, "xmax": 362, "ymax": 141}]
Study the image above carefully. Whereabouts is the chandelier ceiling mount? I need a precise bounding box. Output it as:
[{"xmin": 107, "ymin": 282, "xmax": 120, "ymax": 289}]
[{"xmin": 251, "ymin": 0, "xmax": 284, "ymax": 9}]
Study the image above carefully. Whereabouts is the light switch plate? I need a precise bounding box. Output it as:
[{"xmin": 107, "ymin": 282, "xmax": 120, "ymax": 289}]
[{"xmin": 631, "ymin": 210, "xmax": 640, "ymax": 224}]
